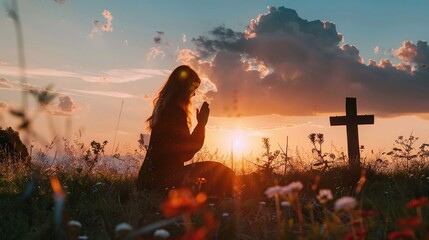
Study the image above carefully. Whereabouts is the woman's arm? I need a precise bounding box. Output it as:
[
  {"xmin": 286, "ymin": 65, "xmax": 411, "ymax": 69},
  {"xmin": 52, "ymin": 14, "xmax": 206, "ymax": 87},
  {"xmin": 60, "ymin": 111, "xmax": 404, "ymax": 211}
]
[{"xmin": 167, "ymin": 104, "xmax": 207, "ymax": 162}]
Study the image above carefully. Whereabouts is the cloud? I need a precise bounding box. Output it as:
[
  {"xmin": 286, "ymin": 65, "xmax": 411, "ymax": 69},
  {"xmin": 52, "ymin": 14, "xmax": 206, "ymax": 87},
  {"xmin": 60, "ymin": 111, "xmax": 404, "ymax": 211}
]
[
  {"xmin": 374, "ymin": 46, "xmax": 380, "ymax": 54},
  {"xmin": 0, "ymin": 77, "xmax": 13, "ymax": 88},
  {"xmin": 0, "ymin": 65, "xmax": 169, "ymax": 83},
  {"xmin": 58, "ymin": 96, "xmax": 78, "ymax": 112},
  {"xmin": 154, "ymin": 31, "xmax": 165, "ymax": 44},
  {"xmin": 89, "ymin": 20, "xmax": 100, "ymax": 39},
  {"xmin": 146, "ymin": 47, "xmax": 166, "ymax": 61},
  {"xmin": 48, "ymin": 95, "xmax": 78, "ymax": 116},
  {"xmin": 102, "ymin": 10, "xmax": 113, "ymax": 32},
  {"xmin": 71, "ymin": 89, "xmax": 134, "ymax": 98},
  {"xmin": 395, "ymin": 40, "xmax": 429, "ymax": 70},
  {"xmin": 88, "ymin": 10, "xmax": 113, "ymax": 39},
  {"xmin": 181, "ymin": 6, "xmax": 429, "ymax": 117}
]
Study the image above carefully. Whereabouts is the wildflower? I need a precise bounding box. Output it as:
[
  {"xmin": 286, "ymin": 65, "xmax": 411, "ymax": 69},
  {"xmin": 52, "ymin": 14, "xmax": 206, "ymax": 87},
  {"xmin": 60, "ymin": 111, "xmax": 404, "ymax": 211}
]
[
  {"xmin": 334, "ymin": 196, "xmax": 357, "ymax": 211},
  {"xmin": 222, "ymin": 213, "xmax": 229, "ymax": 218},
  {"xmin": 264, "ymin": 185, "xmax": 281, "ymax": 198},
  {"xmin": 50, "ymin": 176, "xmax": 66, "ymax": 200},
  {"xmin": 259, "ymin": 201, "xmax": 266, "ymax": 205},
  {"xmin": 115, "ymin": 222, "xmax": 133, "ymax": 234},
  {"xmin": 154, "ymin": 229, "xmax": 170, "ymax": 239},
  {"xmin": 396, "ymin": 216, "xmax": 421, "ymax": 228},
  {"xmin": 67, "ymin": 220, "xmax": 82, "ymax": 228},
  {"xmin": 288, "ymin": 181, "xmax": 303, "ymax": 192},
  {"xmin": 162, "ymin": 188, "xmax": 207, "ymax": 217},
  {"xmin": 317, "ymin": 189, "xmax": 333, "ymax": 204},
  {"xmin": 406, "ymin": 197, "xmax": 428, "ymax": 208},
  {"xmin": 50, "ymin": 176, "xmax": 66, "ymax": 234},
  {"xmin": 388, "ymin": 229, "xmax": 415, "ymax": 239},
  {"xmin": 281, "ymin": 201, "xmax": 291, "ymax": 207},
  {"xmin": 279, "ymin": 186, "xmax": 292, "ymax": 195}
]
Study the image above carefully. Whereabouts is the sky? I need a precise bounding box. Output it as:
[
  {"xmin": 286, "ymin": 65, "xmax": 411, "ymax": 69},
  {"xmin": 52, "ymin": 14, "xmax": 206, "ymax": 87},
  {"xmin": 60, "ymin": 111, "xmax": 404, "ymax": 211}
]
[{"xmin": 1, "ymin": 0, "xmax": 429, "ymax": 161}]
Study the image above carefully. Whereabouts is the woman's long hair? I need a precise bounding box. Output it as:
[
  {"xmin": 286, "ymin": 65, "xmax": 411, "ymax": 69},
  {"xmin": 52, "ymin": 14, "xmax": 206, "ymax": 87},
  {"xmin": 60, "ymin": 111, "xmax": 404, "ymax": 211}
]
[{"xmin": 147, "ymin": 65, "xmax": 201, "ymax": 130}]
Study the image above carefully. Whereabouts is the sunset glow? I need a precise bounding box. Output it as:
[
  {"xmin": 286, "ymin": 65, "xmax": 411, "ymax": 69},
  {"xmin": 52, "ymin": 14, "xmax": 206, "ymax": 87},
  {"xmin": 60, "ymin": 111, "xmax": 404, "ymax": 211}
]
[{"xmin": 1, "ymin": 1, "xmax": 429, "ymax": 161}]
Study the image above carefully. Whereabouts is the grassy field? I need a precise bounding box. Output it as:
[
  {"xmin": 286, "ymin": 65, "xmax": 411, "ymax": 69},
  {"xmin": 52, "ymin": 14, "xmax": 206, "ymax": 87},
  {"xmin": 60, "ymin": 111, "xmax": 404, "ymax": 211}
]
[{"xmin": 1, "ymin": 150, "xmax": 429, "ymax": 240}]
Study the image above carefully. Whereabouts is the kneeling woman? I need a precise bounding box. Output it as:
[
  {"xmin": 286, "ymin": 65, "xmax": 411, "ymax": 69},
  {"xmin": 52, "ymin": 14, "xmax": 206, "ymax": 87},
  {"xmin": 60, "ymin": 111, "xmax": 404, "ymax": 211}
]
[{"xmin": 137, "ymin": 65, "xmax": 210, "ymax": 191}]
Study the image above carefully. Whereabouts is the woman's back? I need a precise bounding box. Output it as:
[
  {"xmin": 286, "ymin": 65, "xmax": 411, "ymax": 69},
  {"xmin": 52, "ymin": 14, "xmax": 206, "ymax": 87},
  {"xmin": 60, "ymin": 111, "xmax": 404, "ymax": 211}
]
[{"xmin": 137, "ymin": 103, "xmax": 205, "ymax": 190}]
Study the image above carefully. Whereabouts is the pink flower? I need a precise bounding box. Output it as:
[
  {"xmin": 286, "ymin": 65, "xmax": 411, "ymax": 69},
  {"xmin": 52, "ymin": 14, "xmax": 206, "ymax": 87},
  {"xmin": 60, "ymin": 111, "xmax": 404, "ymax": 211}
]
[
  {"xmin": 287, "ymin": 181, "xmax": 303, "ymax": 192},
  {"xmin": 334, "ymin": 196, "xmax": 357, "ymax": 211},
  {"xmin": 317, "ymin": 189, "xmax": 333, "ymax": 204},
  {"xmin": 264, "ymin": 185, "xmax": 282, "ymax": 198}
]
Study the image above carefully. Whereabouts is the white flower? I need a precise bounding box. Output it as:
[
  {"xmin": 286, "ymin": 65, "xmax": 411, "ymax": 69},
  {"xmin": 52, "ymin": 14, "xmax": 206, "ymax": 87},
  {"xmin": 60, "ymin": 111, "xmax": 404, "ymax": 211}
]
[
  {"xmin": 154, "ymin": 229, "xmax": 170, "ymax": 239},
  {"xmin": 334, "ymin": 196, "xmax": 357, "ymax": 211},
  {"xmin": 287, "ymin": 181, "xmax": 303, "ymax": 192},
  {"xmin": 317, "ymin": 189, "xmax": 333, "ymax": 204},
  {"xmin": 222, "ymin": 212, "xmax": 230, "ymax": 218},
  {"xmin": 68, "ymin": 220, "xmax": 82, "ymax": 228},
  {"xmin": 281, "ymin": 201, "xmax": 291, "ymax": 207},
  {"xmin": 115, "ymin": 222, "xmax": 133, "ymax": 233},
  {"xmin": 280, "ymin": 186, "xmax": 292, "ymax": 195},
  {"xmin": 264, "ymin": 185, "xmax": 281, "ymax": 198},
  {"xmin": 259, "ymin": 201, "xmax": 266, "ymax": 205}
]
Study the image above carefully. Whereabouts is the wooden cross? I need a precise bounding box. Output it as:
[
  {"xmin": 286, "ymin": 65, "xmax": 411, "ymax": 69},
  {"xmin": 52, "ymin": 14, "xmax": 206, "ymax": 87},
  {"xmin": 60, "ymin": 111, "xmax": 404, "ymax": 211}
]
[{"xmin": 330, "ymin": 98, "xmax": 374, "ymax": 169}]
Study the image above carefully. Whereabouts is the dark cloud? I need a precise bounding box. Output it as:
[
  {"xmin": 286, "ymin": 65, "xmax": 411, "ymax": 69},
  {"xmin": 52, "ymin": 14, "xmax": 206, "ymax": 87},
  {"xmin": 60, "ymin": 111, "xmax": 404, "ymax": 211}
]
[
  {"xmin": 182, "ymin": 6, "xmax": 429, "ymax": 117},
  {"xmin": 58, "ymin": 96, "xmax": 78, "ymax": 112},
  {"xmin": 154, "ymin": 31, "xmax": 165, "ymax": 44},
  {"xmin": 0, "ymin": 77, "xmax": 13, "ymax": 88},
  {"xmin": 49, "ymin": 95, "xmax": 78, "ymax": 116}
]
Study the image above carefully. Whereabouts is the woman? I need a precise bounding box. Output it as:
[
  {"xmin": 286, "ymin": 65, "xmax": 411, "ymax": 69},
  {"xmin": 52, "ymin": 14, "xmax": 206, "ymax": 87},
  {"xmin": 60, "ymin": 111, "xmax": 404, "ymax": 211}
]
[{"xmin": 137, "ymin": 65, "xmax": 210, "ymax": 191}]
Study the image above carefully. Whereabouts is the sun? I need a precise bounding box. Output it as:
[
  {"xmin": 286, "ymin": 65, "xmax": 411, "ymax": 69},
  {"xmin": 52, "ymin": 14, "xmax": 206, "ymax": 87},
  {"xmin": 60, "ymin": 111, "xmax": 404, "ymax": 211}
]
[{"xmin": 231, "ymin": 132, "xmax": 247, "ymax": 154}]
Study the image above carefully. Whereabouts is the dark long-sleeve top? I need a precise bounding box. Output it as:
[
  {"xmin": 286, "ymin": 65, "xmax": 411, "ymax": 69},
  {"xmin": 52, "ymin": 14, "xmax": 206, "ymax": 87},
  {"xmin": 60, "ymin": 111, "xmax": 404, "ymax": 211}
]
[{"xmin": 138, "ymin": 104, "xmax": 205, "ymax": 189}]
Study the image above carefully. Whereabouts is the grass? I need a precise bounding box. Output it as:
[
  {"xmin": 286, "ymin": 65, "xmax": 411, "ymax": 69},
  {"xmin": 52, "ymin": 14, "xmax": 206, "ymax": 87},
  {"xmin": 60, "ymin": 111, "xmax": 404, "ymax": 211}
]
[{"xmin": 1, "ymin": 153, "xmax": 428, "ymax": 239}]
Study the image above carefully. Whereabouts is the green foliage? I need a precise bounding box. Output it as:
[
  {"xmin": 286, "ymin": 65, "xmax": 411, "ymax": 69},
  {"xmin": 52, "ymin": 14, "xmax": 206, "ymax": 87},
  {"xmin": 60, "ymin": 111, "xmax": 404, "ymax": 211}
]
[{"xmin": 0, "ymin": 126, "xmax": 29, "ymax": 163}]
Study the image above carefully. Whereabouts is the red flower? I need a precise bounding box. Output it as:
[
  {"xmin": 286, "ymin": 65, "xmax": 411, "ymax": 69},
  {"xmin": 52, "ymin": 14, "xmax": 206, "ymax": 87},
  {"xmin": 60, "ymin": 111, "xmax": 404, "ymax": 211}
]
[
  {"xmin": 396, "ymin": 216, "xmax": 421, "ymax": 229},
  {"xmin": 162, "ymin": 188, "xmax": 207, "ymax": 217},
  {"xmin": 406, "ymin": 197, "xmax": 428, "ymax": 209},
  {"xmin": 389, "ymin": 229, "xmax": 415, "ymax": 240}
]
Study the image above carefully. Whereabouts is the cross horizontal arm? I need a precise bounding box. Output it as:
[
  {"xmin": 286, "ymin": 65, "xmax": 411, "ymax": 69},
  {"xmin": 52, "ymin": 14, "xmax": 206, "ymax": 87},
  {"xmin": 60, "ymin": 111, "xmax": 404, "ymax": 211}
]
[
  {"xmin": 356, "ymin": 115, "xmax": 374, "ymax": 125},
  {"xmin": 330, "ymin": 116, "xmax": 347, "ymax": 126}
]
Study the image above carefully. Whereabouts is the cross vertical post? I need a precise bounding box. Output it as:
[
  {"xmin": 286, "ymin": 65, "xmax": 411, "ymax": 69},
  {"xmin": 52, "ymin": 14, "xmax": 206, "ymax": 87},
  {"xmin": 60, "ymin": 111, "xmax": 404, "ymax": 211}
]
[{"xmin": 330, "ymin": 98, "xmax": 374, "ymax": 169}]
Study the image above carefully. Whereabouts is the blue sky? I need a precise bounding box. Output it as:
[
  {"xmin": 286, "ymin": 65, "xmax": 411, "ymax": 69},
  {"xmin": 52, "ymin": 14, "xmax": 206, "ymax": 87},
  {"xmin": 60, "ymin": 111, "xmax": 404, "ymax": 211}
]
[{"xmin": 1, "ymin": 0, "xmax": 429, "ymax": 156}]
